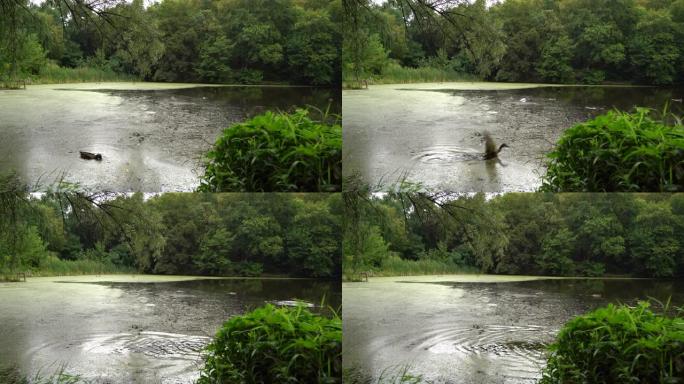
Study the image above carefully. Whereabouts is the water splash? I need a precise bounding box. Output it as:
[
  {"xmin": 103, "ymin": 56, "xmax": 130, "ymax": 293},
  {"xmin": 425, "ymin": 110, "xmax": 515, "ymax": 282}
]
[{"xmin": 411, "ymin": 145, "xmax": 485, "ymax": 164}]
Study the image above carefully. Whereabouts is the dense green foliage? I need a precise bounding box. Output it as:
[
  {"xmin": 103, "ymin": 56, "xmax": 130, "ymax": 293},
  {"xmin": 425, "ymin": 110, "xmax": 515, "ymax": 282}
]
[
  {"xmin": 199, "ymin": 304, "xmax": 342, "ymax": 384},
  {"xmin": 0, "ymin": 180, "xmax": 342, "ymax": 278},
  {"xmin": 200, "ymin": 109, "xmax": 342, "ymax": 192},
  {"xmin": 344, "ymin": 192, "xmax": 684, "ymax": 278},
  {"xmin": 0, "ymin": 0, "xmax": 340, "ymax": 85},
  {"xmin": 542, "ymin": 108, "xmax": 684, "ymax": 192},
  {"xmin": 541, "ymin": 302, "xmax": 684, "ymax": 383},
  {"xmin": 344, "ymin": 0, "xmax": 684, "ymax": 85}
]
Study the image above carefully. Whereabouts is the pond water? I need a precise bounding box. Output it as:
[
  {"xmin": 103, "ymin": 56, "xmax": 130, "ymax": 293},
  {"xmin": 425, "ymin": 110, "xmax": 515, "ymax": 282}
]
[
  {"xmin": 0, "ymin": 275, "xmax": 340, "ymax": 383},
  {"xmin": 0, "ymin": 83, "xmax": 339, "ymax": 192},
  {"xmin": 343, "ymin": 83, "xmax": 684, "ymax": 192},
  {"xmin": 343, "ymin": 275, "xmax": 684, "ymax": 384}
]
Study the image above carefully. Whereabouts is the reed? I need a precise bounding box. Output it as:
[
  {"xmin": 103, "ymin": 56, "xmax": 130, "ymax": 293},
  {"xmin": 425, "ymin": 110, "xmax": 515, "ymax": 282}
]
[
  {"xmin": 34, "ymin": 63, "xmax": 137, "ymax": 84},
  {"xmin": 0, "ymin": 365, "xmax": 81, "ymax": 384},
  {"xmin": 363, "ymin": 256, "xmax": 474, "ymax": 277},
  {"xmin": 30, "ymin": 255, "xmax": 133, "ymax": 276},
  {"xmin": 344, "ymin": 365, "xmax": 426, "ymax": 384},
  {"xmin": 377, "ymin": 64, "xmax": 475, "ymax": 84}
]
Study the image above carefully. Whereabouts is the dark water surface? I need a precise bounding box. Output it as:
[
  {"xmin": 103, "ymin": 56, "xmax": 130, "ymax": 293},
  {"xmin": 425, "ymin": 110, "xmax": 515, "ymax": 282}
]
[
  {"xmin": 343, "ymin": 276, "xmax": 684, "ymax": 384},
  {"xmin": 343, "ymin": 83, "xmax": 684, "ymax": 192},
  {"xmin": 0, "ymin": 276, "xmax": 340, "ymax": 383},
  {"xmin": 0, "ymin": 83, "xmax": 339, "ymax": 192}
]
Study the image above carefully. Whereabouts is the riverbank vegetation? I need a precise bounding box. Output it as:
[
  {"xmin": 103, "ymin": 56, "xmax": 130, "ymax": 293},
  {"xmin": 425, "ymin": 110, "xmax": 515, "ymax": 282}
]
[
  {"xmin": 542, "ymin": 108, "xmax": 684, "ymax": 192},
  {"xmin": 344, "ymin": 0, "xmax": 684, "ymax": 86},
  {"xmin": 344, "ymin": 365, "xmax": 425, "ymax": 384},
  {"xmin": 199, "ymin": 303, "xmax": 342, "ymax": 383},
  {"xmin": 0, "ymin": 176, "xmax": 341, "ymax": 279},
  {"xmin": 541, "ymin": 301, "xmax": 684, "ymax": 383},
  {"xmin": 199, "ymin": 109, "xmax": 342, "ymax": 192},
  {"xmin": 1, "ymin": 0, "xmax": 340, "ymax": 86},
  {"xmin": 344, "ymin": 191, "xmax": 684, "ymax": 279},
  {"xmin": 0, "ymin": 366, "xmax": 80, "ymax": 384}
]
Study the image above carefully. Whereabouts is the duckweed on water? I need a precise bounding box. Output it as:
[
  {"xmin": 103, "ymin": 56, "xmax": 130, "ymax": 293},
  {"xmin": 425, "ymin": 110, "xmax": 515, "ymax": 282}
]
[
  {"xmin": 540, "ymin": 301, "xmax": 684, "ymax": 383},
  {"xmin": 199, "ymin": 109, "xmax": 342, "ymax": 192},
  {"xmin": 541, "ymin": 108, "xmax": 684, "ymax": 192},
  {"xmin": 199, "ymin": 303, "xmax": 342, "ymax": 383}
]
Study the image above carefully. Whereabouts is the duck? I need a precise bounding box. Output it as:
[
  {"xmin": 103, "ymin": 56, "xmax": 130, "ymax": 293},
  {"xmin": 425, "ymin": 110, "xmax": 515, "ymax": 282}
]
[
  {"xmin": 80, "ymin": 151, "xmax": 102, "ymax": 161},
  {"xmin": 483, "ymin": 132, "xmax": 508, "ymax": 160}
]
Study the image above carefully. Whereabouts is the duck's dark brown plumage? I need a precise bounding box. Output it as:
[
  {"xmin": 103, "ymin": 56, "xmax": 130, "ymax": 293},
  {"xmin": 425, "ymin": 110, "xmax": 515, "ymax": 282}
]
[
  {"xmin": 483, "ymin": 132, "xmax": 508, "ymax": 160},
  {"xmin": 80, "ymin": 151, "xmax": 102, "ymax": 161}
]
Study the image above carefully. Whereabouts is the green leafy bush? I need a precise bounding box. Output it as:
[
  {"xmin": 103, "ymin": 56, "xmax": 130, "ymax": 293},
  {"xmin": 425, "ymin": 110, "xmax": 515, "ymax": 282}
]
[
  {"xmin": 198, "ymin": 304, "xmax": 342, "ymax": 384},
  {"xmin": 540, "ymin": 302, "xmax": 684, "ymax": 383},
  {"xmin": 541, "ymin": 108, "xmax": 684, "ymax": 192},
  {"xmin": 199, "ymin": 109, "xmax": 341, "ymax": 192}
]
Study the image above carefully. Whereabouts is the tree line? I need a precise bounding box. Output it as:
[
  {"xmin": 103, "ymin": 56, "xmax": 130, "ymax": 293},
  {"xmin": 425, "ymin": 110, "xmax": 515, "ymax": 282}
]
[
  {"xmin": 344, "ymin": 192, "xmax": 684, "ymax": 278},
  {"xmin": 344, "ymin": 0, "xmax": 684, "ymax": 85},
  {"xmin": 0, "ymin": 0, "xmax": 341, "ymax": 85},
  {"xmin": 0, "ymin": 184, "xmax": 342, "ymax": 278}
]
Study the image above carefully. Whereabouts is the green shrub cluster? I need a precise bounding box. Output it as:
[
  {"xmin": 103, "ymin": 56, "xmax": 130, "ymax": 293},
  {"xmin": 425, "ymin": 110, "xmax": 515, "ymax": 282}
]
[
  {"xmin": 200, "ymin": 109, "xmax": 342, "ymax": 192},
  {"xmin": 541, "ymin": 302, "xmax": 684, "ymax": 383},
  {"xmin": 199, "ymin": 304, "xmax": 342, "ymax": 384},
  {"xmin": 542, "ymin": 108, "xmax": 684, "ymax": 192}
]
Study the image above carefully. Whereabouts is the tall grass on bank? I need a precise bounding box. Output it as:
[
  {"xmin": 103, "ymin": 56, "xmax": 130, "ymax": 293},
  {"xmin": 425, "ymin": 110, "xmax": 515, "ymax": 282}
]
[
  {"xmin": 541, "ymin": 108, "xmax": 684, "ymax": 192},
  {"xmin": 540, "ymin": 301, "xmax": 684, "ymax": 383},
  {"xmin": 1, "ymin": 256, "xmax": 133, "ymax": 280},
  {"xmin": 35, "ymin": 63, "xmax": 137, "ymax": 84},
  {"xmin": 380, "ymin": 256, "xmax": 475, "ymax": 276},
  {"xmin": 344, "ymin": 366, "xmax": 426, "ymax": 384},
  {"xmin": 344, "ymin": 256, "xmax": 475, "ymax": 280},
  {"xmin": 378, "ymin": 63, "xmax": 476, "ymax": 84},
  {"xmin": 199, "ymin": 108, "xmax": 342, "ymax": 192},
  {"xmin": 0, "ymin": 365, "xmax": 81, "ymax": 384},
  {"xmin": 38, "ymin": 255, "xmax": 133, "ymax": 276},
  {"xmin": 198, "ymin": 303, "xmax": 342, "ymax": 383},
  {"xmin": 343, "ymin": 63, "xmax": 476, "ymax": 88}
]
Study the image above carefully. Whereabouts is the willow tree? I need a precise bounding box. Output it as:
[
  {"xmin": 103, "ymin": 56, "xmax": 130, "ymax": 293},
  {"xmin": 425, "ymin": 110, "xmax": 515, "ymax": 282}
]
[{"xmin": 0, "ymin": 0, "xmax": 122, "ymax": 84}]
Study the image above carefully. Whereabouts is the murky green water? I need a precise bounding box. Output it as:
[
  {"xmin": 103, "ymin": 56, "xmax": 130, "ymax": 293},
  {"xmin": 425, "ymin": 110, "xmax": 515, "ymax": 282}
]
[
  {"xmin": 343, "ymin": 275, "xmax": 684, "ymax": 384},
  {"xmin": 343, "ymin": 83, "xmax": 684, "ymax": 192},
  {"xmin": 0, "ymin": 275, "xmax": 340, "ymax": 383},
  {"xmin": 0, "ymin": 83, "xmax": 339, "ymax": 192}
]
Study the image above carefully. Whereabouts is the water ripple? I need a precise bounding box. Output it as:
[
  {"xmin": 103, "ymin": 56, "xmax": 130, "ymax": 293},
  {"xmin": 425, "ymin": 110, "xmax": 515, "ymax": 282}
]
[{"xmin": 411, "ymin": 145, "xmax": 485, "ymax": 164}]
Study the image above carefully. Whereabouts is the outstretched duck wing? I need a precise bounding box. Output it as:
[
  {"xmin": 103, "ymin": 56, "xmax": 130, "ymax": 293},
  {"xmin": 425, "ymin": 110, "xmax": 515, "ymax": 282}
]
[{"xmin": 484, "ymin": 132, "xmax": 497, "ymax": 155}]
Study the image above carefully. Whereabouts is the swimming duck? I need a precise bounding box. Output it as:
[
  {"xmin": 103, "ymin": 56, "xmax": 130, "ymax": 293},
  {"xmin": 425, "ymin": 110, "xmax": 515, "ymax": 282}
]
[
  {"xmin": 80, "ymin": 151, "xmax": 102, "ymax": 161},
  {"xmin": 483, "ymin": 132, "xmax": 508, "ymax": 160}
]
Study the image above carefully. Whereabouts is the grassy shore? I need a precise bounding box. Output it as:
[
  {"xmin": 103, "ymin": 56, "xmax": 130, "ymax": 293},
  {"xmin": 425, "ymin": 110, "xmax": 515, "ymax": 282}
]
[
  {"xmin": 0, "ymin": 256, "xmax": 134, "ymax": 281},
  {"xmin": 343, "ymin": 64, "xmax": 478, "ymax": 89},
  {"xmin": 0, "ymin": 64, "xmax": 139, "ymax": 87},
  {"xmin": 344, "ymin": 256, "xmax": 478, "ymax": 281}
]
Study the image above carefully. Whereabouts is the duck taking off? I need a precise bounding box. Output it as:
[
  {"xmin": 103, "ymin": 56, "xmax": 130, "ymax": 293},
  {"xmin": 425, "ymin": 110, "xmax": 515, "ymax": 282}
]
[
  {"xmin": 80, "ymin": 151, "xmax": 102, "ymax": 161},
  {"xmin": 483, "ymin": 132, "xmax": 508, "ymax": 160}
]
